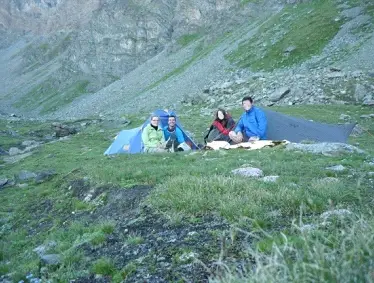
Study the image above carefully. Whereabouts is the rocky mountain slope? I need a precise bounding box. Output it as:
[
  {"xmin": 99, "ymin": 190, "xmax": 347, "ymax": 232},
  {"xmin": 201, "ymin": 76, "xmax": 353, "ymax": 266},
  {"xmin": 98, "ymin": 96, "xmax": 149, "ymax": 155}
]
[{"xmin": 0, "ymin": 0, "xmax": 373, "ymax": 120}]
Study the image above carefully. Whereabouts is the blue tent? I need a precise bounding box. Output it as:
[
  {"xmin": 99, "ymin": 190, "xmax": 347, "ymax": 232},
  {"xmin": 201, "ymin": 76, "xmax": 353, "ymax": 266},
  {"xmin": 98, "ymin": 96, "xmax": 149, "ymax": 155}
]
[{"xmin": 104, "ymin": 109, "xmax": 199, "ymax": 155}]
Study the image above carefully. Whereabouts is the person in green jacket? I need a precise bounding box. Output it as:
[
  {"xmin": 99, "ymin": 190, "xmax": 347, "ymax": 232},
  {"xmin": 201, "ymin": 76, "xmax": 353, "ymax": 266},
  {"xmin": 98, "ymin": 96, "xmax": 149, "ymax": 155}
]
[{"xmin": 142, "ymin": 115, "xmax": 166, "ymax": 153}]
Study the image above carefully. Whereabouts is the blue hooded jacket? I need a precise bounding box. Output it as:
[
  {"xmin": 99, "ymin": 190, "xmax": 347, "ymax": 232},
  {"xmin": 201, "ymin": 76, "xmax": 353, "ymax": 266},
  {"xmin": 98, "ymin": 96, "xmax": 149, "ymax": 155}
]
[{"xmin": 234, "ymin": 106, "xmax": 267, "ymax": 139}]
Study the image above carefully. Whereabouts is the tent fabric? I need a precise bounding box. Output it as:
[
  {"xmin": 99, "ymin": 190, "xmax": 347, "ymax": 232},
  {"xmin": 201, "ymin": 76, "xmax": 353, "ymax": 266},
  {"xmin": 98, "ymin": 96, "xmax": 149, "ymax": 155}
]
[
  {"xmin": 104, "ymin": 127, "xmax": 142, "ymax": 155},
  {"xmin": 104, "ymin": 109, "xmax": 199, "ymax": 155},
  {"xmin": 263, "ymin": 109, "xmax": 355, "ymax": 143}
]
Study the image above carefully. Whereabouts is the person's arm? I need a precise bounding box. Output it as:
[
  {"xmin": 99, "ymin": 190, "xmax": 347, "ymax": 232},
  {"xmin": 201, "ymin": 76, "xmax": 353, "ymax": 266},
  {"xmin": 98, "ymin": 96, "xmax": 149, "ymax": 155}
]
[
  {"xmin": 159, "ymin": 129, "xmax": 166, "ymax": 144},
  {"xmin": 255, "ymin": 109, "xmax": 267, "ymax": 139},
  {"xmin": 234, "ymin": 116, "xmax": 243, "ymax": 133},
  {"xmin": 227, "ymin": 117, "xmax": 236, "ymax": 132},
  {"xmin": 176, "ymin": 128, "xmax": 185, "ymax": 143},
  {"xmin": 141, "ymin": 126, "xmax": 151, "ymax": 147},
  {"xmin": 213, "ymin": 121, "xmax": 229, "ymax": 135}
]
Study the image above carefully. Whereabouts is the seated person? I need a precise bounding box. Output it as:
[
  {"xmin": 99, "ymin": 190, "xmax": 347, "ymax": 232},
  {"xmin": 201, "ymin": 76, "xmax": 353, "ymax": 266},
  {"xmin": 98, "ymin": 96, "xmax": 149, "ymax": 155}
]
[
  {"xmin": 229, "ymin": 96, "xmax": 267, "ymax": 143},
  {"xmin": 204, "ymin": 109, "xmax": 235, "ymax": 143},
  {"xmin": 141, "ymin": 115, "xmax": 166, "ymax": 153},
  {"xmin": 163, "ymin": 115, "xmax": 188, "ymax": 152}
]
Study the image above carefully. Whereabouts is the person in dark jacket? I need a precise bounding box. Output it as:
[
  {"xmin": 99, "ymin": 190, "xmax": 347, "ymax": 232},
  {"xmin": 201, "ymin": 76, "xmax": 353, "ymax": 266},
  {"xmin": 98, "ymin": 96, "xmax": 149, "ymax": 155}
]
[
  {"xmin": 229, "ymin": 96, "xmax": 267, "ymax": 143},
  {"xmin": 204, "ymin": 109, "xmax": 235, "ymax": 143}
]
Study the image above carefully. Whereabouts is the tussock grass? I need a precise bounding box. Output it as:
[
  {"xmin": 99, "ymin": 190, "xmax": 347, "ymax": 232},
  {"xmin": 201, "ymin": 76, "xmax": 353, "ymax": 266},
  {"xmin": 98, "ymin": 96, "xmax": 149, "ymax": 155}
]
[
  {"xmin": 148, "ymin": 172, "xmax": 363, "ymax": 224},
  {"xmin": 125, "ymin": 233, "xmax": 144, "ymax": 246},
  {"xmin": 91, "ymin": 258, "xmax": 116, "ymax": 276},
  {"xmin": 210, "ymin": 214, "xmax": 374, "ymax": 283}
]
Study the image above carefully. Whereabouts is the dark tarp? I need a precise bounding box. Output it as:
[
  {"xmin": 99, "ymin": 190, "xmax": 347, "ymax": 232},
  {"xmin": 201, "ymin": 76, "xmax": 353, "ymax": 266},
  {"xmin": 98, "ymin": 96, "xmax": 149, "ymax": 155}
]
[{"xmin": 264, "ymin": 109, "xmax": 355, "ymax": 143}]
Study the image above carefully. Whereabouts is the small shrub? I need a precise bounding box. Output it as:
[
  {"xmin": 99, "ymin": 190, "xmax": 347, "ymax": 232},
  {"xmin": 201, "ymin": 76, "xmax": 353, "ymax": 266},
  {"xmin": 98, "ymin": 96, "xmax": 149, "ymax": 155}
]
[{"xmin": 91, "ymin": 258, "xmax": 115, "ymax": 276}]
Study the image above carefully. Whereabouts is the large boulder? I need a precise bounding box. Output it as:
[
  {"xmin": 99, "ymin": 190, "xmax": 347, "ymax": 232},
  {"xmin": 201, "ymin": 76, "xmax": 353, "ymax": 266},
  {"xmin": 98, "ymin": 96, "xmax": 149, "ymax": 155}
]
[
  {"xmin": 269, "ymin": 87, "xmax": 290, "ymax": 102},
  {"xmin": 52, "ymin": 123, "xmax": 77, "ymax": 138}
]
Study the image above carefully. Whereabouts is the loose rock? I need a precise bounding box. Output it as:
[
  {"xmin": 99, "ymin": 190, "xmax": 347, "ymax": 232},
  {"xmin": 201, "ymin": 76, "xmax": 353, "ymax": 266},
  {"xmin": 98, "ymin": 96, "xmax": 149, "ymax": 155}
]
[
  {"xmin": 40, "ymin": 254, "xmax": 61, "ymax": 266},
  {"xmin": 326, "ymin": 165, "xmax": 346, "ymax": 171},
  {"xmin": 232, "ymin": 167, "xmax": 264, "ymax": 177},
  {"xmin": 262, "ymin": 175, "xmax": 279, "ymax": 182}
]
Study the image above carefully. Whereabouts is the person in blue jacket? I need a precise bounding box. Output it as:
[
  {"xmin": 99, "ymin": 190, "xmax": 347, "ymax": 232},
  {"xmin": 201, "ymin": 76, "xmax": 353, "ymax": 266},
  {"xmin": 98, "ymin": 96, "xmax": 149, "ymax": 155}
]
[
  {"xmin": 229, "ymin": 96, "xmax": 267, "ymax": 143},
  {"xmin": 163, "ymin": 115, "xmax": 186, "ymax": 151}
]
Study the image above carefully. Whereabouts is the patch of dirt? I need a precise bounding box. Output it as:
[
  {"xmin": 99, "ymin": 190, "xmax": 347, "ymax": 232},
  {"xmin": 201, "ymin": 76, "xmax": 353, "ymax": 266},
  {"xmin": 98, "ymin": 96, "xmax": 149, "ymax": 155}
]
[
  {"xmin": 4, "ymin": 179, "xmax": 252, "ymax": 282},
  {"xmin": 72, "ymin": 185, "xmax": 251, "ymax": 282}
]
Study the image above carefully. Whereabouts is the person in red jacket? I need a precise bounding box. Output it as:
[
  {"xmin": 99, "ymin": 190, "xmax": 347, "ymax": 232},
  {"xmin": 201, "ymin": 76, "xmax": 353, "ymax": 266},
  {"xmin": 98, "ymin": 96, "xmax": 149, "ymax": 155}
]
[{"xmin": 204, "ymin": 109, "xmax": 235, "ymax": 143}]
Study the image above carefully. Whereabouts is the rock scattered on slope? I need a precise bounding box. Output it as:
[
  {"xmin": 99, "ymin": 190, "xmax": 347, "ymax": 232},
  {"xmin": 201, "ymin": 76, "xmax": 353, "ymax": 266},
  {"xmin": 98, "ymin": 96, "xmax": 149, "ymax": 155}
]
[
  {"xmin": 232, "ymin": 167, "xmax": 264, "ymax": 177},
  {"xmin": 286, "ymin": 142, "xmax": 365, "ymax": 156}
]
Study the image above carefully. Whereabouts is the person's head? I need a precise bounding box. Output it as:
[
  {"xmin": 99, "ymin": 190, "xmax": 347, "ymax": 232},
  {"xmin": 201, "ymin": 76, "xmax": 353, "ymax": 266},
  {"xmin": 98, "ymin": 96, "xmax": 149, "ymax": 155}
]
[
  {"xmin": 150, "ymin": 115, "xmax": 159, "ymax": 127},
  {"xmin": 242, "ymin": 96, "xmax": 253, "ymax": 111},
  {"xmin": 215, "ymin": 108, "xmax": 227, "ymax": 121},
  {"xmin": 168, "ymin": 115, "xmax": 176, "ymax": 128}
]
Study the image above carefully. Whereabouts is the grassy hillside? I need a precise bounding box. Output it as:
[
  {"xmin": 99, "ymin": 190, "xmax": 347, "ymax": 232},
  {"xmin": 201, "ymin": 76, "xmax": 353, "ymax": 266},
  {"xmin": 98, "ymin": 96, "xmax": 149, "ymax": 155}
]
[
  {"xmin": 226, "ymin": 0, "xmax": 342, "ymax": 70},
  {"xmin": 1, "ymin": 104, "xmax": 374, "ymax": 281}
]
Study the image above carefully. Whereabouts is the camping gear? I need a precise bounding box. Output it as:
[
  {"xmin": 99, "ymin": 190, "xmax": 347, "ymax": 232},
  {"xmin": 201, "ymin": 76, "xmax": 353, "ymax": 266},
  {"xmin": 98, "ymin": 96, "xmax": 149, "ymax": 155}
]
[
  {"xmin": 206, "ymin": 140, "xmax": 289, "ymax": 150},
  {"xmin": 104, "ymin": 109, "xmax": 198, "ymax": 155},
  {"xmin": 263, "ymin": 109, "xmax": 355, "ymax": 143}
]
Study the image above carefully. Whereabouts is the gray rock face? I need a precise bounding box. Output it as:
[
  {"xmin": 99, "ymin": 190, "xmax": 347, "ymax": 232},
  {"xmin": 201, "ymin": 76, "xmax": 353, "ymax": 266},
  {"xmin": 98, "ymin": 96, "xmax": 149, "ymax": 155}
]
[
  {"xmin": 0, "ymin": 0, "xmax": 373, "ymax": 121},
  {"xmin": 341, "ymin": 7, "xmax": 363, "ymax": 19},
  {"xmin": 269, "ymin": 87, "xmax": 290, "ymax": 102},
  {"xmin": 0, "ymin": 0, "xmax": 279, "ymax": 119},
  {"xmin": 0, "ymin": 0, "xmax": 101, "ymax": 33}
]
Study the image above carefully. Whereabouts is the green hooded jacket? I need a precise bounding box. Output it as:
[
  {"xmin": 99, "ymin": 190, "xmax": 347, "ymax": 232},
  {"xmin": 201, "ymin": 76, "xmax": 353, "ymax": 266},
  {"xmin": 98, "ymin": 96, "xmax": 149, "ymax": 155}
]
[{"xmin": 141, "ymin": 124, "xmax": 165, "ymax": 150}]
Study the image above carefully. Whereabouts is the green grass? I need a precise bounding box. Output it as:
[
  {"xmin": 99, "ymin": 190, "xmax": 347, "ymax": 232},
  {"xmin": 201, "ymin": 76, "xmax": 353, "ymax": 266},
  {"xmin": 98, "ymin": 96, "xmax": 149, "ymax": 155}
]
[
  {"xmin": 177, "ymin": 33, "xmax": 202, "ymax": 47},
  {"xmin": 13, "ymin": 79, "xmax": 89, "ymax": 114},
  {"xmin": 148, "ymin": 153, "xmax": 364, "ymax": 224},
  {"xmin": 125, "ymin": 233, "xmax": 144, "ymax": 245},
  {"xmin": 91, "ymin": 258, "xmax": 116, "ymax": 276},
  {"xmin": 211, "ymin": 214, "xmax": 374, "ymax": 283},
  {"xmin": 240, "ymin": 0, "xmax": 262, "ymax": 5},
  {"xmin": 1, "ymin": 104, "xmax": 374, "ymax": 281},
  {"xmin": 226, "ymin": 0, "xmax": 342, "ymax": 71},
  {"xmin": 100, "ymin": 222, "xmax": 116, "ymax": 234}
]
